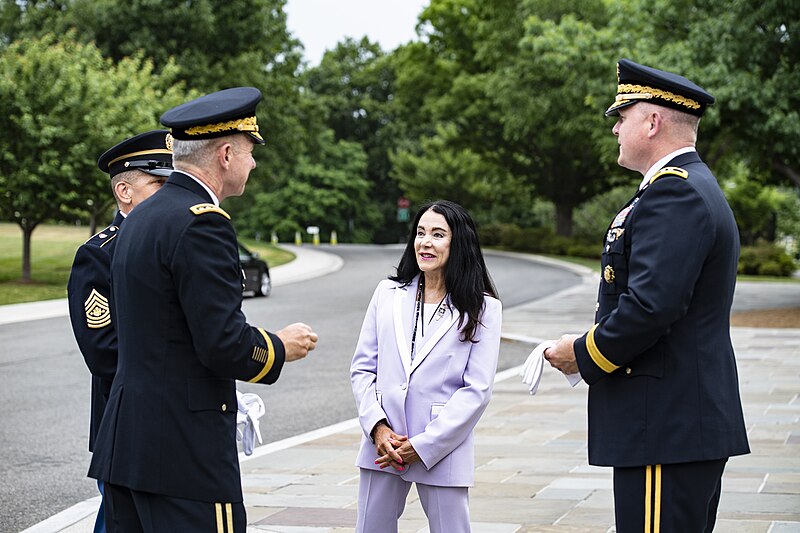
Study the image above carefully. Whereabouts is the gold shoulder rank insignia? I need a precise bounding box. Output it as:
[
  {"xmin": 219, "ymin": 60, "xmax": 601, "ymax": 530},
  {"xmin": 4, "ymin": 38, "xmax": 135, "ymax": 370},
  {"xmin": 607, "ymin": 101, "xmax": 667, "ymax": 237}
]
[
  {"xmin": 189, "ymin": 203, "xmax": 231, "ymax": 220},
  {"xmin": 649, "ymin": 166, "xmax": 689, "ymax": 185},
  {"xmin": 84, "ymin": 289, "xmax": 111, "ymax": 329}
]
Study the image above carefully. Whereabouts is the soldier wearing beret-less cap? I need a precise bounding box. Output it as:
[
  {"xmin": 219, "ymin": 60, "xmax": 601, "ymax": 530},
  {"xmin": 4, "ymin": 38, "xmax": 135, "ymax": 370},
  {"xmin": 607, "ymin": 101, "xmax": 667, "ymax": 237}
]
[
  {"xmin": 68, "ymin": 130, "xmax": 173, "ymax": 533},
  {"xmin": 544, "ymin": 60, "xmax": 749, "ymax": 532},
  {"xmin": 88, "ymin": 88, "xmax": 318, "ymax": 532}
]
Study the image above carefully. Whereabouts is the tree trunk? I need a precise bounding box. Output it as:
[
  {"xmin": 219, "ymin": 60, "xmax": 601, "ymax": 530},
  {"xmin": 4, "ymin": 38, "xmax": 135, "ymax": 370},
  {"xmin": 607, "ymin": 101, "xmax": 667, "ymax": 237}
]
[
  {"xmin": 772, "ymin": 160, "xmax": 800, "ymax": 188},
  {"xmin": 20, "ymin": 222, "xmax": 36, "ymax": 282},
  {"xmin": 554, "ymin": 202, "xmax": 574, "ymax": 237}
]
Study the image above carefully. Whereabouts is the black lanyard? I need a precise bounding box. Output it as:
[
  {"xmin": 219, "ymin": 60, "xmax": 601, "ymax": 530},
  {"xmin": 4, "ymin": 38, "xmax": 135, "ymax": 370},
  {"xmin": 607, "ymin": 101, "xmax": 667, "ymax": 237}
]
[{"xmin": 410, "ymin": 276, "xmax": 447, "ymax": 360}]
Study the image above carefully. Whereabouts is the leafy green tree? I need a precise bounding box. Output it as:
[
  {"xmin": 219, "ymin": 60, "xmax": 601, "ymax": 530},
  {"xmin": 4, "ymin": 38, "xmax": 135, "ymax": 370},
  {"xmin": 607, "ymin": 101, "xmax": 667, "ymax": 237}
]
[
  {"xmin": 606, "ymin": 0, "xmax": 799, "ymax": 188},
  {"xmin": 305, "ymin": 37, "xmax": 405, "ymax": 242},
  {"xmin": 491, "ymin": 4, "xmax": 619, "ymax": 236},
  {"xmin": 392, "ymin": 124, "xmax": 526, "ymax": 226},
  {"xmin": 243, "ymin": 130, "xmax": 380, "ymax": 243},
  {"xmin": 389, "ymin": 1, "xmax": 524, "ymax": 226},
  {"xmin": 721, "ymin": 159, "xmax": 794, "ymax": 245},
  {"xmin": 390, "ymin": 0, "xmax": 619, "ymax": 235},
  {"xmin": 0, "ymin": 33, "xmax": 186, "ymax": 281},
  {"xmin": 0, "ymin": 0, "xmax": 309, "ymax": 224}
]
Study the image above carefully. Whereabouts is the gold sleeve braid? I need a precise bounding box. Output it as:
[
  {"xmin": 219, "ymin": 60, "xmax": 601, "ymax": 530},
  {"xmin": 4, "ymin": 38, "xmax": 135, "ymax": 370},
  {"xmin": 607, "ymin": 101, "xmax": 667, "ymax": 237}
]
[
  {"xmin": 248, "ymin": 328, "xmax": 276, "ymax": 382},
  {"xmin": 586, "ymin": 324, "xmax": 619, "ymax": 373}
]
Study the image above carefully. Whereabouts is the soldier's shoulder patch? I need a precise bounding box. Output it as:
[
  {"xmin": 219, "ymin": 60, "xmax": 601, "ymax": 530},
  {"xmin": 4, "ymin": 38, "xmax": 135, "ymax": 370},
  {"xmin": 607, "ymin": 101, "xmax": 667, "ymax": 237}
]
[
  {"xmin": 189, "ymin": 203, "xmax": 231, "ymax": 220},
  {"xmin": 649, "ymin": 166, "xmax": 689, "ymax": 185},
  {"xmin": 84, "ymin": 224, "xmax": 119, "ymax": 247}
]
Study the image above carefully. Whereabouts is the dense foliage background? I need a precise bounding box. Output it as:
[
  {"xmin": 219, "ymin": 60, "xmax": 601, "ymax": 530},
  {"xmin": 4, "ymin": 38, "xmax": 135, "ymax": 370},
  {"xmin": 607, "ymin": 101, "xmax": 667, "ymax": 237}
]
[{"xmin": 1, "ymin": 0, "xmax": 798, "ymax": 279}]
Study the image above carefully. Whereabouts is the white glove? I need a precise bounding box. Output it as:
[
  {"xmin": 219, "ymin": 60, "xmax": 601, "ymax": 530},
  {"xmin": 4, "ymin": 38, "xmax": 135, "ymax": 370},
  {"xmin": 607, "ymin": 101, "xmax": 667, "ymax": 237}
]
[
  {"xmin": 521, "ymin": 340, "xmax": 582, "ymax": 395},
  {"xmin": 236, "ymin": 391, "xmax": 266, "ymax": 456},
  {"xmin": 521, "ymin": 340, "xmax": 551, "ymax": 395}
]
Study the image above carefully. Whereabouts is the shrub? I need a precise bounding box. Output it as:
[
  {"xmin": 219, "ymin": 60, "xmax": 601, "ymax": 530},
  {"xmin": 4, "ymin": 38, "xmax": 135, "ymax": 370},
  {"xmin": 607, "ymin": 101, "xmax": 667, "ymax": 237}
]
[
  {"xmin": 738, "ymin": 243, "xmax": 797, "ymax": 277},
  {"xmin": 567, "ymin": 243, "xmax": 602, "ymax": 259},
  {"xmin": 480, "ymin": 223, "xmax": 600, "ymax": 258}
]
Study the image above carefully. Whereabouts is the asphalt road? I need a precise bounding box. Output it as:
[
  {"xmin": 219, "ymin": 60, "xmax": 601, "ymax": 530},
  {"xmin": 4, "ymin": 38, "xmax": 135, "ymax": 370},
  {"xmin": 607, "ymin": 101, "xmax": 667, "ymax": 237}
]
[{"xmin": 0, "ymin": 244, "xmax": 580, "ymax": 532}]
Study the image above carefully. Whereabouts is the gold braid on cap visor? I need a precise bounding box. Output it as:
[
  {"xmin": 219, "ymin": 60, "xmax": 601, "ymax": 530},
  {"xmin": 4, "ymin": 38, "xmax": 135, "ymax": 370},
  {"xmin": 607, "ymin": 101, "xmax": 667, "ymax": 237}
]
[
  {"xmin": 614, "ymin": 83, "xmax": 701, "ymax": 111},
  {"xmin": 108, "ymin": 149, "xmax": 172, "ymax": 167},
  {"xmin": 184, "ymin": 116, "xmax": 260, "ymax": 136}
]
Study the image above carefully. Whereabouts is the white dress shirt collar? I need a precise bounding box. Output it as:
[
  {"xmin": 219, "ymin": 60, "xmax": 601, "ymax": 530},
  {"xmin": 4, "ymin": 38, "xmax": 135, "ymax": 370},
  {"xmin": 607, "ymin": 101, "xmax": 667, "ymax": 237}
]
[{"xmin": 639, "ymin": 146, "xmax": 696, "ymax": 190}]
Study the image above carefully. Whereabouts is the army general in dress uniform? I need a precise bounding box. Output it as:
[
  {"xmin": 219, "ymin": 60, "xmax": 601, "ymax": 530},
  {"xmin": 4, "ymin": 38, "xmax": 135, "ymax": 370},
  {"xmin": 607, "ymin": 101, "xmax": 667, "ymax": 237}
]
[
  {"xmin": 88, "ymin": 87, "xmax": 318, "ymax": 532},
  {"xmin": 68, "ymin": 130, "xmax": 173, "ymax": 533},
  {"xmin": 545, "ymin": 60, "xmax": 750, "ymax": 532}
]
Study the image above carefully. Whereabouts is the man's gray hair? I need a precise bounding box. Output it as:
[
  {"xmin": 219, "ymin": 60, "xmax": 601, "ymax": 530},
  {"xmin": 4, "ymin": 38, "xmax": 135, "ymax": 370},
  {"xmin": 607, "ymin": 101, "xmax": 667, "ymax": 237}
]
[
  {"xmin": 172, "ymin": 135, "xmax": 248, "ymax": 168},
  {"xmin": 171, "ymin": 138, "xmax": 221, "ymax": 167}
]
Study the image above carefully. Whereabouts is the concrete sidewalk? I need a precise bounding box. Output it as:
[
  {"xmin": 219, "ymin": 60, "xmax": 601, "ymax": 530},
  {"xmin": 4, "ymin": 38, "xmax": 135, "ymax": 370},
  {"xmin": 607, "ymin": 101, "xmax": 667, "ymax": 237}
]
[{"xmin": 24, "ymin": 255, "xmax": 800, "ymax": 532}]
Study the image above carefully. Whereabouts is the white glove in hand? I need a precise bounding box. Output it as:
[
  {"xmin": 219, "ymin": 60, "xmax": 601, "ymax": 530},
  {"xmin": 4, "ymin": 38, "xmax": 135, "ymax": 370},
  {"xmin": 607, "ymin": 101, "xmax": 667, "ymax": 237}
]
[
  {"xmin": 521, "ymin": 340, "xmax": 551, "ymax": 395},
  {"xmin": 236, "ymin": 391, "xmax": 266, "ymax": 456},
  {"xmin": 520, "ymin": 340, "xmax": 582, "ymax": 395}
]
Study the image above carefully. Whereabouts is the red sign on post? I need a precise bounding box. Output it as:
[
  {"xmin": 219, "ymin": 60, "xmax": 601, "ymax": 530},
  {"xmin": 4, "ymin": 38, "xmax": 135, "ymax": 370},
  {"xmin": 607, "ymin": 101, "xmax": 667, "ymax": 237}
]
[{"xmin": 397, "ymin": 197, "xmax": 411, "ymax": 223}]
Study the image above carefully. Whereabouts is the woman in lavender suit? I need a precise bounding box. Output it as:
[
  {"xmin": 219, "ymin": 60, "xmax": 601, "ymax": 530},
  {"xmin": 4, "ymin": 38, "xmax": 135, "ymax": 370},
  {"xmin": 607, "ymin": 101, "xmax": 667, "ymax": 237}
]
[{"xmin": 351, "ymin": 200, "xmax": 502, "ymax": 533}]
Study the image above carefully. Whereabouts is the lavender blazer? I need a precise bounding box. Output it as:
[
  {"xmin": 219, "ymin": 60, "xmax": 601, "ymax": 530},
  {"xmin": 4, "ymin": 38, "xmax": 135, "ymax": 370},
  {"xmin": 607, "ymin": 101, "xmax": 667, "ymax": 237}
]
[{"xmin": 351, "ymin": 276, "xmax": 502, "ymax": 487}]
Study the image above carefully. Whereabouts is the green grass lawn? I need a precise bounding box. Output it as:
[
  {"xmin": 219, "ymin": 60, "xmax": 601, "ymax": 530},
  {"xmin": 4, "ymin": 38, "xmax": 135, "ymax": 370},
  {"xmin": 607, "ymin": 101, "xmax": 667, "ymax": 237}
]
[
  {"xmin": 0, "ymin": 223, "xmax": 88, "ymax": 304},
  {"xmin": 0, "ymin": 223, "xmax": 296, "ymax": 305},
  {"xmin": 238, "ymin": 237, "xmax": 296, "ymax": 267}
]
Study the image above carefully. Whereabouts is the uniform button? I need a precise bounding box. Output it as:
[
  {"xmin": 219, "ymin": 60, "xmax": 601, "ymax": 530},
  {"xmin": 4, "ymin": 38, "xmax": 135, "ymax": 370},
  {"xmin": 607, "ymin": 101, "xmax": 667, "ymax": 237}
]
[
  {"xmin": 400, "ymin": 383, "xmax": 407, "ymax": 390},
  {"xmin": 221, "ymin": 403, "xmax": 227, "ymax": 412},
  {"xmin": 625, "ymin": 367, "xmax": 632, "ymax": 375}
]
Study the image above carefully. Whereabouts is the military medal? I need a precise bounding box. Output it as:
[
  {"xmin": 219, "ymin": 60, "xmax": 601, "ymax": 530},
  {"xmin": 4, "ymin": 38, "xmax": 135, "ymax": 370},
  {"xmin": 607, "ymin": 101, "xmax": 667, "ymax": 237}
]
[
  {"xmin": 611, "ymin": 197, "xmax": 640, "ymax": 228},
  {"xmin": 604, "ymin": 265, "xmax": 616, "ymax": 284}
]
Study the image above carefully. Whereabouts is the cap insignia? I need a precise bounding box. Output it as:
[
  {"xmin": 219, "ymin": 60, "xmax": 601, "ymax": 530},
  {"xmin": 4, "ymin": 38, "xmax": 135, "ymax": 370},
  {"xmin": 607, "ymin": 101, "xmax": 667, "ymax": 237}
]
[
  {"xmin": 165, "ymin": 133, "xmax": 174, "ymax": 151},
  {"xmin": 84, "ymin": 288, "xmax": 111, "ymax": 329}
]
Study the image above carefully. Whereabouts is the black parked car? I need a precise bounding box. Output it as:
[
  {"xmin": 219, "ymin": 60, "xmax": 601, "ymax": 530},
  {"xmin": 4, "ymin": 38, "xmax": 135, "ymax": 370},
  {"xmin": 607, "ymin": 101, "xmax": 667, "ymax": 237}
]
[{"xmin": 238, "ymin": 242, "xmax": 271, "ymax": 297}]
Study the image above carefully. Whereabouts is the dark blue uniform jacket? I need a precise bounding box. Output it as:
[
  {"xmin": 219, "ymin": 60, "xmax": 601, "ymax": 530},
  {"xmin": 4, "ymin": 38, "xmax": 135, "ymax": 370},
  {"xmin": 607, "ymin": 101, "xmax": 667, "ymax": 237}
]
[
  {"xmin": 88, "ymin": 172, "xmax": 286, "ymax": 503},
  {"xmin": 67, "ymin": 211, "xmax": 124, "ymax": 452},
  {"xmin": 574, "ymin": 151, "xmax": 750, "ymax": 467}
]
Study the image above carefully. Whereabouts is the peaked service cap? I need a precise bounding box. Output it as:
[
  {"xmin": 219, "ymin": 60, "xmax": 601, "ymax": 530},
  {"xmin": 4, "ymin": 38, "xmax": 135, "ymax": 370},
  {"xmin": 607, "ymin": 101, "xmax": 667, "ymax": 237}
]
[
  {"xmin": 605, "ymin": 58, "xmax": 714, "ymax": 117},
  {"xmin": 160, "ymin": 87, "xmax": 265, "ymax": 145},
  {"xmin": 97, "ymin": 130, "xmax": 174, "ymax": 178}
]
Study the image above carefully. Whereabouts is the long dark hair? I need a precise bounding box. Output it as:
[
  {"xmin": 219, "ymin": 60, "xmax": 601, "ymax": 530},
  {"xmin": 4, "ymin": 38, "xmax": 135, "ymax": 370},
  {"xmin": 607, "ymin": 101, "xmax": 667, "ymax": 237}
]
[{"xmin": 390, "ymin": 200, "xmax": 498, "ymax": 343}]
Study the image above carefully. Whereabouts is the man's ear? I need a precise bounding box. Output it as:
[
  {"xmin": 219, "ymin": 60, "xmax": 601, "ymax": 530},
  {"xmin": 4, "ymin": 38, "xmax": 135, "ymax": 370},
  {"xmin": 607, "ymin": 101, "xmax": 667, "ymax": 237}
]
[
  {"xmin": 114, "ymin": 180, "xmax": 132, "ymax": 206},
  {"xmin": 647, "ymin": 111, "xmax": 662, "ymax": 138},
  {"xmin": 219, "ymin": 142, "xmax": 233, "ymax": 168}
]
